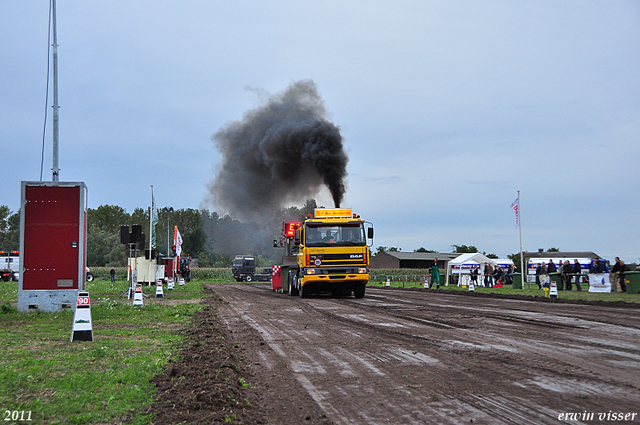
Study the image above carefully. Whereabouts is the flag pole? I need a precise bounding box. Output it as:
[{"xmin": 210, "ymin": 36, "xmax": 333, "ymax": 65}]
[
  {"xmin": 518, "ymin": 190, "xmax": 525, "ymax": 289},
  {"xmin": 173, "ymin": 225, "xmax": 177, "ymax": 279},
  {"xmin": 51, "ymin": 0, "xmax": 60, "ymax": 181},
  {"xmin": 148, "ymin": 185, "xmax": 154, "ymax": 286}
]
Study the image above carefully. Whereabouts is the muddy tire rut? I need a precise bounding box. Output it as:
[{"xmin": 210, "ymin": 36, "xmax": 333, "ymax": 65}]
[{"xmin": 152, "ymin": 283, "xmax": 640, "ymax": 424}]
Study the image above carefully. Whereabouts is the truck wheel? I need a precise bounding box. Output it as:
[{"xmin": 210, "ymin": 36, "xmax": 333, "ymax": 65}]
[
  {"xmin": 353, "ymin": 284, "xmax": 366, "ymax": 299},
  {"xmin": 299, "ymin": 283, "xmax": 311, "ymax": 298},
  {"xmin": 288, "ymin": 274, "xmax": 299, "ymax": 296},
  {"xmin": 86, "ymin": 272, "xmax": 95, "ymax": 282},
  {"xmin": 245, "ymin": 274, "xmax": 253, "ymax": 283}
]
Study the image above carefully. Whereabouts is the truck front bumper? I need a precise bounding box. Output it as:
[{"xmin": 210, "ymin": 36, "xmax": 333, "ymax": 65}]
[{"xmin": 300, "ymin": 267, "xmax": 369, "ymax": 286}]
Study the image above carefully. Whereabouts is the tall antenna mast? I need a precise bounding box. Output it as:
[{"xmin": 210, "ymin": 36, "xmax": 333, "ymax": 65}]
[{"xmin": 51, "ymin": 0, "xmax": 60, "ymax": 182}]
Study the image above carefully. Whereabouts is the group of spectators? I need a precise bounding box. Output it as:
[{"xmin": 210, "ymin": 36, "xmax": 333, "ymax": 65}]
[
  {"xmin": 534, "ymin": 259, "xmax": 584, "ymax": 291},
  {"xmin": 468, "ymin": 263, "xmax": 515, "ymax": 288},
  {"xmin": 440, "ymin": 257, "xmax": 637, "ymax": 293},
  {"xmin": 533, "ymin": 257, "xmax": 634, "ymax": 293}
]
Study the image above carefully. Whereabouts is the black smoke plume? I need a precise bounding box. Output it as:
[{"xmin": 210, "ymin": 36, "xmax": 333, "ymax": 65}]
[{"xmin": 208, "ymin": 80, "xmax": 348, "ymax": 221}]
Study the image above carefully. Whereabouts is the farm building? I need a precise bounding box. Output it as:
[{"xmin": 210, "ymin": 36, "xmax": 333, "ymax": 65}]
[
  {"xmin": 370, "ymin": 252, "xmax": 458, "ymax": 270},
  {"xmin": 524, "ymin": 250, "xmax": 602, "ymax": 261}
]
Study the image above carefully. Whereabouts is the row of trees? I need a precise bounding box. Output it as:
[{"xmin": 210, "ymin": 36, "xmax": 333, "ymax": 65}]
[
  {"xmin": 0, "ymin": 201, "xmax": 547, "ymax": 271},
  {"xmin": 0, "ymin": 200, "xmax": 321, "ymax": 268},
  {"xmin": 85, "ymin": 202, "xmax": 321, "ymax": 267},
  {"xmin": 377, "ymin": 244, "xmax": 532, "ymax": 272},
  {"xmin": 0, "ymin": 206, "xmax": 20, "ymax": 252},
  {"xmin": 375, "ymin": 244, "xmax": 498, "ymax": 258}
]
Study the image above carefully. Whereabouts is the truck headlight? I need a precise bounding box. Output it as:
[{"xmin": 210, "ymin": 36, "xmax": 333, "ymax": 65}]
[
  {"xmin": 358, "ymin": 268, "xmax": 368, "ymax": 274},
  {"xmin": 306, "ymin": 269, "xmax": 316, "ymax": 275}
]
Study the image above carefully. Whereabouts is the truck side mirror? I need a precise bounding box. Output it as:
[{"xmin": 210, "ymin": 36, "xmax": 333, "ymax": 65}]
[
  {"xmin": 367, "ymin": 228, "xmax": 374, "ymax": 239},
  {"xmin": 294, "ymin": 229, "xmax": 301, "ymax": 245}
]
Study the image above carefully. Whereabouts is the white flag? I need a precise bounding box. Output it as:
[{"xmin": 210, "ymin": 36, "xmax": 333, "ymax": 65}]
[{"xmin": 510, "ymin": 198, "xmax": 520, "ymax": 229}]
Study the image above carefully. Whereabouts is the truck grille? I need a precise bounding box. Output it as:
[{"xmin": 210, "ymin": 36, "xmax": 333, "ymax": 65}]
[{"xmin": 309, "ymin": 253, "xmax": 365, "ymax": 266}]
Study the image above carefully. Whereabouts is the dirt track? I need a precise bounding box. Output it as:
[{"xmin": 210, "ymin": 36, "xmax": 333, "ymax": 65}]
[{"xmin": 154, "ymin": 283, "xmax": 640, "ymax": 424}]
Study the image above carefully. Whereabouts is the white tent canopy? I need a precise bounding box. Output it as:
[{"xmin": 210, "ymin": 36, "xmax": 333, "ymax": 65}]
[
  {"xmin": 446, "ymin": 253, "xmax": 498, "ymax": 286},
  {"xmin": 448, "ymin": 253, "xmax": 498, "ymax": 267}
]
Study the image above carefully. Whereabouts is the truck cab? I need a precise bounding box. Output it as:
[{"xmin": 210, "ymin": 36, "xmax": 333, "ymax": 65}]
[
  {"xmin": 289, "ymin": 208, "xmax": 373, "ymax": 298},
  {"xmin": 232, "ymin": 255, "xmax": 256, "ymax": 282}
]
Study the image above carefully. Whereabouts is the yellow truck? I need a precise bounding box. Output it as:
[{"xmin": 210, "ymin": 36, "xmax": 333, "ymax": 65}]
[{"xmin": 278, "ymin": 208, "xmax": 374, "ymax": 298}]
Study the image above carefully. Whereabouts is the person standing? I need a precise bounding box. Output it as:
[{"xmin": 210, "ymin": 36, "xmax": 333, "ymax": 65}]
[
  {"xmin": 562, "ymin": 260, "xmax": 572, "ymax": 290},
  {"xmin": 536, "ymin": 262, "xmax": 548, "ymax": 289},
  {"xmin": 110, "ymin": 267, "xmax": 116, "ymax": 283},
  {"xmin": 612, "ymin": 258, "xmax": 628, "ymax": 293},
  {"xmin": 591, "ymin": 258, "xmax": 605, "ymax": 273},
  {"xmin": 548, "ymin": 259, "xmax": 557, "ymax": 273},
  {"xmin": 470, "ymin": 265, "xmax": 479, "ymax": 287},
  {"xmin": 430, "ymin": 258, "xmax": 440, "ymax": 289},
  {"xmin": 572, "ymin": 259, "xmax": 583, "ymax": 291},
  {"xmin": 493, "ymin": 265, "xmax": 503, "ymax": 286},
  {"xmin": 611, "ymin": 257, "xmax": 621, "ymax": 292},
  {"xmin": 611, "ymin": 257, "xmax": 628, "ymax": 293},
  {"xmin": 484, "ymin": 262, "xmax": 494, "ymax": 288}
]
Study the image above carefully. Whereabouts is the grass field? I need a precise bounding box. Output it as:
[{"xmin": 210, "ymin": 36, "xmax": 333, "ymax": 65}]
[
  {"xmin": 368, "ymin": 275, "xmax": 640, "ymax": 304},
  {"xmin": 0, "ymin": 279, "xmax": 208, "ymax": 425},
  {"xmin": 1, "ymin": 272, "xmax": 637, "ymax": 424}
]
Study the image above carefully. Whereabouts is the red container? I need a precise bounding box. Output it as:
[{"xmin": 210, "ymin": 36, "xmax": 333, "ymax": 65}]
[{"xmin": 18, "ymin": 182, "xmax": 88, "ymax": 311}]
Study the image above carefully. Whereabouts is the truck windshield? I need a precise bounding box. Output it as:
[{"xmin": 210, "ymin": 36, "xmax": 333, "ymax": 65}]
[{"xmin": 305, "ymin": 224, "xmax": 365, "ymax": 247}]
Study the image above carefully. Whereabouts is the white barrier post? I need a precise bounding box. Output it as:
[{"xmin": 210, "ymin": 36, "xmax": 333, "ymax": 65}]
[
  {"xmin": 133, "ymin": 285, "xmax": 144, "ymax": 306},
  {"xmin": 155, "ymin": 280, "xmax": 164, "ymax": 298},
  {"xmin": 71, "ymin": 291, "xmax": 94, "ymax": 342}
]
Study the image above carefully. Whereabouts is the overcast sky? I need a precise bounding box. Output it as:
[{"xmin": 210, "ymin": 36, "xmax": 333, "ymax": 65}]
[{"xmin": 2, "ymin": 1, "xmax": 639, "ymax": 262}]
